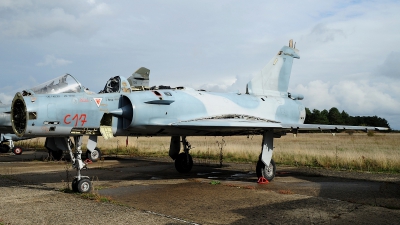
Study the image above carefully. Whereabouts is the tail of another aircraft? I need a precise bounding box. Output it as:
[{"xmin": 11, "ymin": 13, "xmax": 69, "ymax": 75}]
[{"xmin": 246, "ymin": 39, "xmax": 300, "ymax": 96}]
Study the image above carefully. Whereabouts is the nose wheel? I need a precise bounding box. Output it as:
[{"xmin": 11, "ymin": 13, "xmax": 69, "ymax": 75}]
[
  {"xmin": 72, "ymin": 177, "xmax": 92, "ymax": 193},
  {"xmin": 68, "ymin": 136, "xmax": 92, "ymax": 193}
]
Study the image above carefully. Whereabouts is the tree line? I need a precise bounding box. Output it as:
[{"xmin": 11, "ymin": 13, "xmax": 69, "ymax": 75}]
[{"xmin": 304, "ymin": 107, "xmax": 390, "ymax": 129}]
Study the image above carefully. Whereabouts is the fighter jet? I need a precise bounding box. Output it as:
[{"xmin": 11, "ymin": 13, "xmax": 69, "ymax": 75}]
[{"xmin": 9, "ymin": 40, "xmax": 388, "ymax": 193}]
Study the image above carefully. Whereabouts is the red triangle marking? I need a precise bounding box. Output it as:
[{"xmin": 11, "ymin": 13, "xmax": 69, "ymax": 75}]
[{"xmin": 94, "ymin": 98, "xmax": 102, "ymax": 107}]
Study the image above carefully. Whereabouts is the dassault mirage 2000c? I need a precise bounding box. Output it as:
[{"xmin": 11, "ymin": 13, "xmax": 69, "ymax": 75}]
[{"xmin": 10, "ymin": 40, "xmax": 388, "ymax": 193}]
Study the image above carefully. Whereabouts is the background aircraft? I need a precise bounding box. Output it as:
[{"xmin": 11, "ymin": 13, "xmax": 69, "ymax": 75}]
[
  {"xmin": 0, "ymin": 102, "xmax": 25, "ymax": 154},
  {"xmin": 1, "ymin": 94, "xmax": 97, "ymax": 158},
  {"xmin": 9, "ymin": 40, "xmax": 388, "ymax": 193}
]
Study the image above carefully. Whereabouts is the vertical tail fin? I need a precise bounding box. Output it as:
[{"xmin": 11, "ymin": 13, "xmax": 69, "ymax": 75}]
[{"xmin": 246, "ymin": 39, "xmax": 300, "ymax": 96}]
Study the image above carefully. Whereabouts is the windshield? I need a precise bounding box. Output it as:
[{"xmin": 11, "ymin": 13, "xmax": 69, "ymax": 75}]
[{"xmin": 26, "ymin": 74, "xmax": 83, "ymax": 95}]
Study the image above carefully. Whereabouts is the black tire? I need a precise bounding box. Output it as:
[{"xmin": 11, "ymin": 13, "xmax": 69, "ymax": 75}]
[
  {"xmin": 50, "ymin": 150, "xmax": 63, "ymax": 161},
  {"xmin": 0, "ymin": 144, "xmax": 10, "ymax": 153},
  {"xmin": 174, "ymin": 153, "xmax": 193, "ymax": 173},
  {"xmin": 12, "ymin": 146, "xmax": 23, "ymax": 155},
  {"xmin": 77, "ymin": 178, "xmax": 92, "ymax": 193},
  {"xmin": 72, "ymin": 178, "xmax": 79, "ymax": 192},
  {"xmin": 86, "ymin": 148, "xmax": 101, "ymax": 162},
  {"xmin": 256, "ymin": 158, "xmax": 276, "ymax": 181}
]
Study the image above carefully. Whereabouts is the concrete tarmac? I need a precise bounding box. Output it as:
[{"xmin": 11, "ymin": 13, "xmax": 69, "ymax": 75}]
[{"xmin": 1, "ymin": 151, "xmax": 399, "ymax": 224}]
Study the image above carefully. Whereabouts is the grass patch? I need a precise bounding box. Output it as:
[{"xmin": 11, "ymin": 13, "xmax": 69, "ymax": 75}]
[
  {"xmin": 210, "ymin": 180, "xmax": 221, "ymax": 185},
  {"xmin": 19, "ymin": 133, "xmax": 400, "ymax": 173},
  {"xmin": 79, "ymin": 193, "xmax": 113, "ymax": 203}
]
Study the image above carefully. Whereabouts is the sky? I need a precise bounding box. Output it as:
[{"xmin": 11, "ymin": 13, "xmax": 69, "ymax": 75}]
[{"xmin": 0, "ymin": 0, "xmax": 399, "ymax": 129}]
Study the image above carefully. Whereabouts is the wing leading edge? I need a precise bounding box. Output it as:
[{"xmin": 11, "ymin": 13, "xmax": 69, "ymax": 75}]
[
  {"xmin": 281, "ymin": 123, "xmax": 388, "ymax": 131},
  {"xmin": 170, "ymin": 118, "xmax": 388, "ymax": 133}
]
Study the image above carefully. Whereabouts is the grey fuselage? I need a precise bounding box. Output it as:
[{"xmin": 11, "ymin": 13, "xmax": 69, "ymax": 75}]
[{"xmin": 11, "ymin": 86, "xmax": 305, "ymax": 138}]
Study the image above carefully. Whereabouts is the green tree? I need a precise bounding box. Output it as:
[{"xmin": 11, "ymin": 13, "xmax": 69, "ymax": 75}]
[
  {"xmin": 304, "ymin": 107, "xmax": 312, "ymax": 124},
  {"xmin": 341, "ymin": 110, "xmax": 351, "ymax": 124},
  {"xmin": 304, "ymin": 107, "xmax": 391, "ymax": 129},
  {"xmin": 313, "ymin": 109, "xmax": 329, "ymax": 124},
  {"xmin": 328, "ymin": 107, "xmax": 344, "ymax": 125}
]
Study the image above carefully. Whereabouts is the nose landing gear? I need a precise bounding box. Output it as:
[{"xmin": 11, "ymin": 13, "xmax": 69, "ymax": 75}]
[{"xmin": 68, "ymin": 136, "xmax": 92, "ymax": 193}]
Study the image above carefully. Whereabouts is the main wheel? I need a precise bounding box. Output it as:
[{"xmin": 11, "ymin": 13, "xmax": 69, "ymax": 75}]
[
  {"xmin": 50, "ymin": 150, "xmax": 63, "ymax": 161},
  {"xmin": 174, "ymin": 153, "xmax": 193, "ymax": 173},
  {"xmin": 77, "ymin": 178, "xmax": 92, "ymax": 193},
  {"xmin": 256, "ymin": 158, "xmax": 276, "ymax": 181},
  {"xmin": 86, "ymin": 148, "xmax": 101, "ymax": 162},
  {"xmin": 0, "ymin": 144, "xmax": 10, "ymax": 153},
  {"xmin": 12, "ymin": 146, "xmax": 23, "ymax": 155},
  {"xmin": 72, "ymin": 178, "xmax": 79, "ymax": 192}
]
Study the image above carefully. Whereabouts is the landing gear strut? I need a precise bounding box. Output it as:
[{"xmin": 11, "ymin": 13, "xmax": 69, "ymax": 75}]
[
  {"xmin": 256, "ymin": 130, "xmax": 276, "ymax": 183},
  {"xmin": 68, "ymin": 136, "xmax": 92, "ymax": 193},
  {"xmin": 174, "ymin": 136, "xmax": 193, "ymax": 173}
]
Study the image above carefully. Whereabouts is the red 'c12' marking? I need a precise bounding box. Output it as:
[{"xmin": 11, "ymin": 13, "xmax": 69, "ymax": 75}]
[{"xmin": 63, "ymin": 114, "xmax": 87, "ymax": 127}]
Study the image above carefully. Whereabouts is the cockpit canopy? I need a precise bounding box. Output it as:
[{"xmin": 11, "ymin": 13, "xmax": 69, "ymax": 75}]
[{"xmin": 22, "ymin": 74, "xmax": 83, "ymax": 96}]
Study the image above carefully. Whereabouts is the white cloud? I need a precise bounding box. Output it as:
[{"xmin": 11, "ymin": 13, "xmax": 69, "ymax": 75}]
[
  {"xmin": 0, "ymin": 0, "xmax": 32, "ymax": 9},
  {"xmin": 86, "ymin": 3, "xmax": 111, "ymax": 17},
  {"xmin": 0, "ymin": 0, "xmax": 112, "ymax": 38},
  {"xmin": 293, "ymin": 78, "xmax": 400, "ymax": 129},
  {"xmin": 331, "ymin": 80, "xmax": 400, "ymax": 114},
  {"xmin": 293, "ymin": 80, "xmax": 339, "ymax": 110},
  {"xmin": 0, "ymin": 93, "xmax": 13, "ymax": 104},
  {"xmin": 36, "ymin": 55, "xmax": 72, "ymax": 67},
  {"xmin": 195, "ymin": 74, "xmax": 253, "ymax": 93},
  {"xmin": 375, "ymin": 51, "xmax": 400, "ymax": 79},
  {"xmin": 308, "ymin": 23, "xmax": 346, "ymax": 43}
]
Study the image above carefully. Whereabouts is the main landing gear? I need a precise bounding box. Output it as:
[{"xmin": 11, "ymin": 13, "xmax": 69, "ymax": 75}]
[
  {"xmin": 168, "ymin": 131, "xmax": 277, "ymax": 183},
  {"xmin": 256, "ymin": 130, "xmax": 277, "ymax": 183},
  {"xmin": 170, "ymin": 136, "xmax": 194, "ymax": 173}
]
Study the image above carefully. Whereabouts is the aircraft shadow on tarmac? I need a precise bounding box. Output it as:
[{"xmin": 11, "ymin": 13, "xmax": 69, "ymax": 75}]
[{"xmin": 1, "ymin": 154, "xmax": 399, "ymax": 212}]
